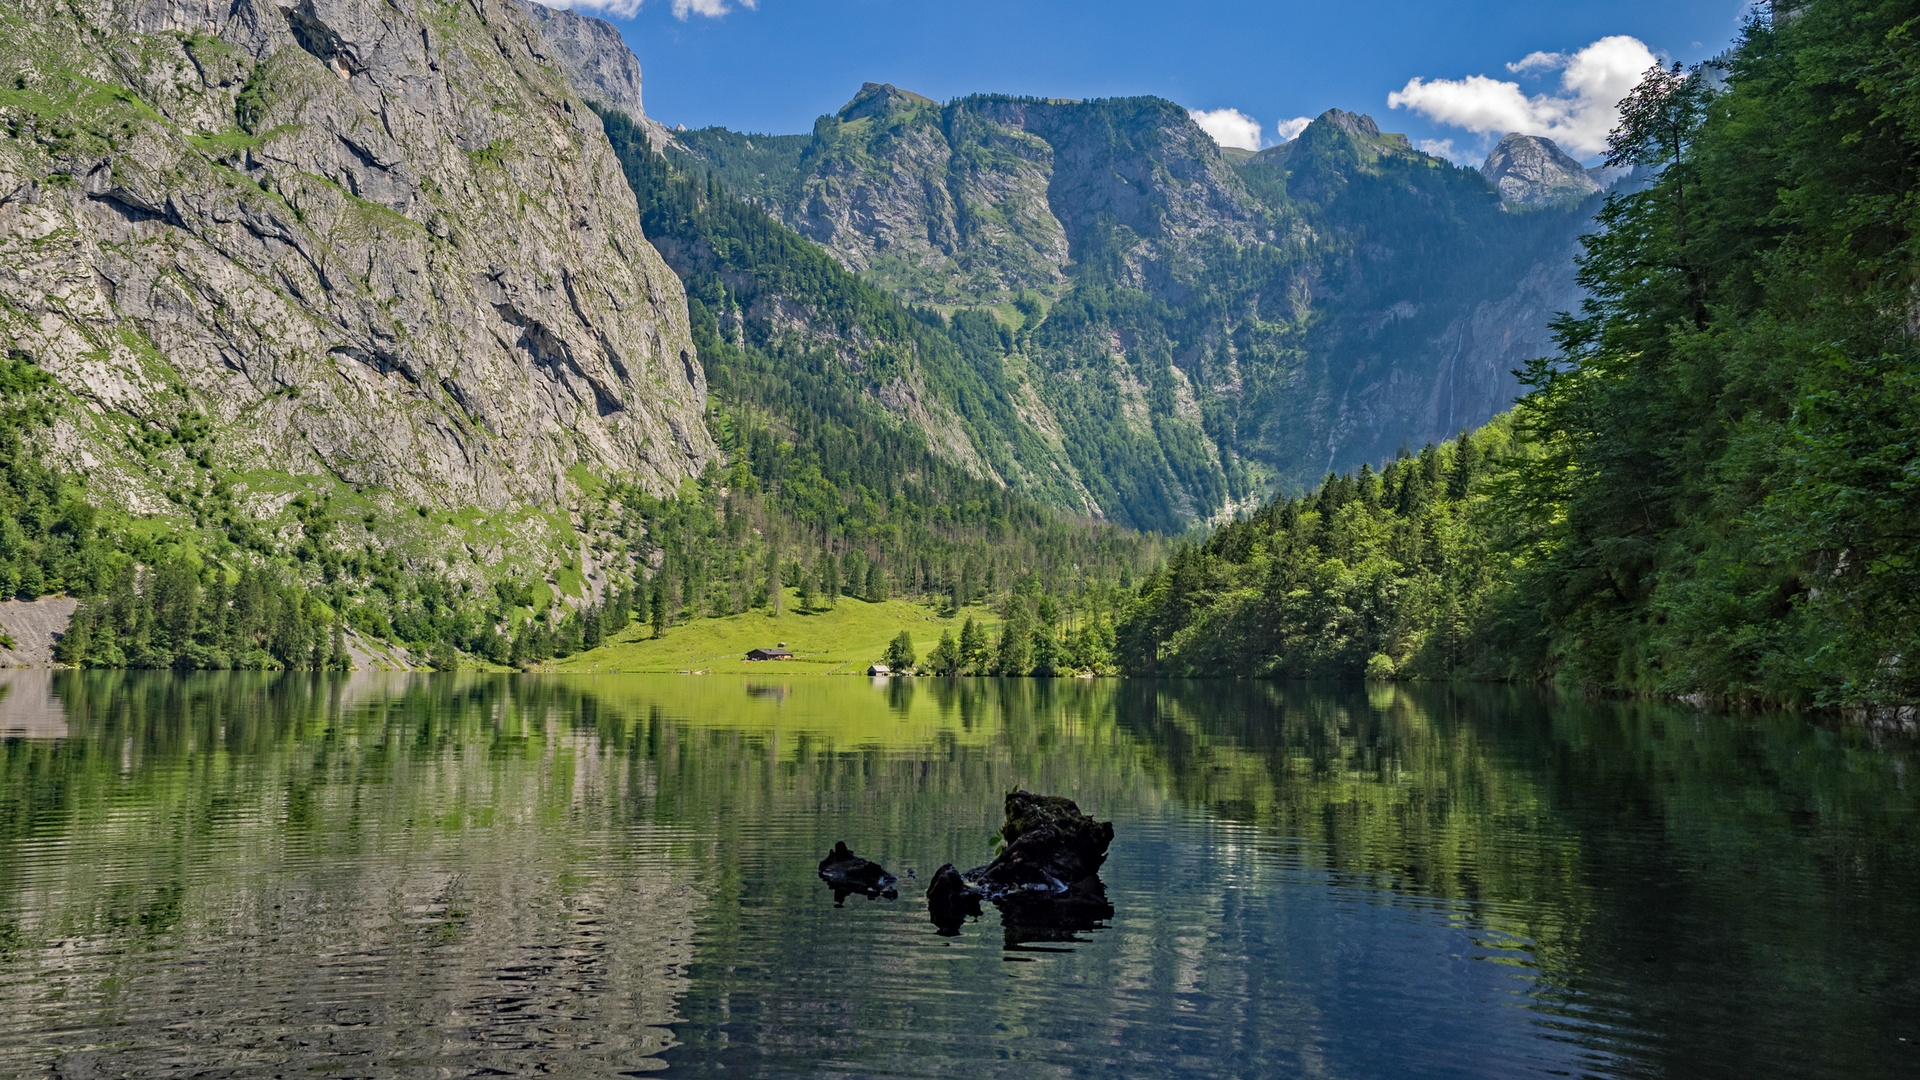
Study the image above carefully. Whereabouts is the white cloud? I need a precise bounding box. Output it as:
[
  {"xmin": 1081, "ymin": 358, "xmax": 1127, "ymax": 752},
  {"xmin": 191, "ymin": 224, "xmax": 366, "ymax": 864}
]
[
  {"xmin": 1416, "ymin": 137, "xmax": 1466, "ymax": 162},
  {"xmin": 1387, "ymin": 35, "xmax": 1657, "ymax": 158},
  {"xmin": 531, "ymin": 0, "xmax": 754, "ymax": 18},
  {"xmin": 1506, "ymin": 51, "xmax": 1566, "ymax": 75},
  {"xmin": 1189, "ymin": 107, "xmax": 1263, "ymax": 151},
  {"xmin": 1273, "ymin": 116, "xmax": 1312, "ymax": 142},
  {"xmin": 672, "ymin": 0, "xmax": 755, "ymax": 16}
]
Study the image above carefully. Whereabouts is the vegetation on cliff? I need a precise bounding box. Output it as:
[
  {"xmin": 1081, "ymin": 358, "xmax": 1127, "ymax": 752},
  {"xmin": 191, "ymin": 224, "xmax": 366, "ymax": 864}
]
[{"xmin": 1124, "ymin": 0, "xmax": 1920, "ymax": 707}]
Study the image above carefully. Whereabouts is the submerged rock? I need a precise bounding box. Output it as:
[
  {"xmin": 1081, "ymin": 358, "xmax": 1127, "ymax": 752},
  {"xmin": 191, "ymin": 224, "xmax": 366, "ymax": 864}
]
[
  {"xmin": 967, "ymin": 791, "xmax": 1114, "ymax": 898},
  {"xmin": 963, "ymin": 791, "xmax": 1116, "ymax": 935},
  {"xmin": 925, "ymin": 863, "xmax": 983, "ymax": 935},
  {"xmin": 997, "ymin": 876, "xmax": 1115, "ymax": 946},
  {"xmin": 818, "ymin": 841, "xmax": 898, "ymax": 902}
]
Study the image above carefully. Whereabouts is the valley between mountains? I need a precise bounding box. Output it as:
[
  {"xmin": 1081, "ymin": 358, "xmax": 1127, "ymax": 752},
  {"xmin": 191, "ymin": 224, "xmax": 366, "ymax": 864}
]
[{"xmin": 10, "ymin": 0, "xmax": 1900, "ymax": 708}]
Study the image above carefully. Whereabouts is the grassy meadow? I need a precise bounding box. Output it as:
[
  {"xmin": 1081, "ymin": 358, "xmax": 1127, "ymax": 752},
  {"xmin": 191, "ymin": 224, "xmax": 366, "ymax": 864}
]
[{"xmin": 551, "ymin": 589, "xmax": 998, "ymax": 674}]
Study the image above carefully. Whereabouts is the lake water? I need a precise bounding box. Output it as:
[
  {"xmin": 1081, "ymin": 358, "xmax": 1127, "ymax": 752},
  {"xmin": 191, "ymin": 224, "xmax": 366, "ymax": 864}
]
[{"xmin": 0, "ymin": 672, "xmax": 1914, "ymax": 1078}]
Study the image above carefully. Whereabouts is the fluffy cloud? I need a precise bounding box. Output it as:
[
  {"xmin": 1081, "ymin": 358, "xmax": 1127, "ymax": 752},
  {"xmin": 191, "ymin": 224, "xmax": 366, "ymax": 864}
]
[
  {"xmin": 1506, "ymin": 51, "xmax": 1566, "ymax": 75},
  {"xmin": 530, "ymin": 0, "xmax": 754, "ymax": 19},
  {"xmin": 1189, "ymin": 107, "xmax": 1263, "ymax": 151},
  {"xmin": 1273, "ymin": 116, "xmax": 1312, "ymax": 142},
  {"xmin": 1416, "ymin": 137, "xmax": 1462, "ymax": 161},
  {"xmin": 673, "ymin": 0, "xmax": 755, "ymax": 16},
  {"xmin": 1387, "ymin": 35, "xmax": 1656, "ymax": 158}
]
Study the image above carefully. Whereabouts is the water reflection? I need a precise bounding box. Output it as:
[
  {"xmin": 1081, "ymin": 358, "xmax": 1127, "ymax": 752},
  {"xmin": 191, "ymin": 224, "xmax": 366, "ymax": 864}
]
[
  {"xmin": 0, "ymin": 670, "xmax": 64, "ymax": 739},
  {"xmin": 0, "ymin": 672, "xmax": 1912, "ymax": 1078}
]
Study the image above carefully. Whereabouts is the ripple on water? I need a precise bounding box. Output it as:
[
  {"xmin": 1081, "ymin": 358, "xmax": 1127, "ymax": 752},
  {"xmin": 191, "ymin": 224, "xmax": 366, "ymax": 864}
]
[{"xmin": 1, "ymin": 673, "xmax": 1916, "ymax": 1078}]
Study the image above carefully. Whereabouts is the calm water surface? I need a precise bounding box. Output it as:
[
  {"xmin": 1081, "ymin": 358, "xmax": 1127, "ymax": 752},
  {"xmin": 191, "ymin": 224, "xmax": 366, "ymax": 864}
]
[{"xmin": 0, "ymin": 672, "xmax": 1914, "ymax": 1078}]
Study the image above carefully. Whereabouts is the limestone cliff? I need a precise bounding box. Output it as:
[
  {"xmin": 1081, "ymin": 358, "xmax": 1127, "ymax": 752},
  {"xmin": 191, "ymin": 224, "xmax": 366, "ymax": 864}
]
[
  {"xmin": 516, "ymin": 0, "xmax": 674, "ymax": 150},
  {"xmin": 684, "ymin": 86, "xmax": 1267, "ymax": 304},
  {"xmin": 1480, "ymin": 133, "xmax": 1602, "ymax": 206},
  {"xmin": 0, "ymin": 0, "xmax": 713, "ymax": 552}
]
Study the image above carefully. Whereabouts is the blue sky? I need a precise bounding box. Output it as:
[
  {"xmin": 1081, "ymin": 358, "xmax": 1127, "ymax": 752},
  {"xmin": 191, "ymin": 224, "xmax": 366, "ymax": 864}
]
[{"xmin": 546, "ymin": 0, "xmax": 1756, "ymax": 164}]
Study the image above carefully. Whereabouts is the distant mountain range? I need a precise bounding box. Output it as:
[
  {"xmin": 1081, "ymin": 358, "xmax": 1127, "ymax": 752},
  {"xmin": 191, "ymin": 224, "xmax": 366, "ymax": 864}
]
[
  {"xmin": 650, "ymin": 74, "xmax": 1616, "ymax": 525},
  {"xmin": 0, "ymin": 0, "xmax": 1622, "ymax": 557}
]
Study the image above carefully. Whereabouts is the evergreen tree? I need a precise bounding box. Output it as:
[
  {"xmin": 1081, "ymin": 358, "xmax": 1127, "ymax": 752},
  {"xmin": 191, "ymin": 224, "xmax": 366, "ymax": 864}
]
[
  {"xmin": 995, "ymin": 599, "xmax": 1032, "ymax": 676},
  {"xmin": 958, "ymin": 615, "xmax": 986, "ymax": 675},
  {"xmin": 927, "ymin": 629, "xmax": 960, "ymax": 676},
  {"xmin": 883, "ymin": 630, "xmax": 917, "ymax": 672},
  {"xmin": 766, "ymin": 546, "xmax": 783, "ymax": 614},
  {"xmin": 819, "ymin": 550, "xmax": 839, "ymax": 609}
]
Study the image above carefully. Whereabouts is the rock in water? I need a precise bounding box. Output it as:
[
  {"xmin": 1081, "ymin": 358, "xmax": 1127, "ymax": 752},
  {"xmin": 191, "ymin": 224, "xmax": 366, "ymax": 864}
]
[
  {"xmin": 997, "ymin": 876, "xmax": 1115, "ymax": 946},
  {"xmin": 970, "ymin": 791, "xmax": 1114, "ymax": 896},
  {"xmin": 958, "ymin": 791, "xmax": 1116, "ymax": 938},
  {"xmin": 925, "ymin": 863, "xmax": 982, "ymax": 935},
  {"xmin": 817, "ymin": 841, "xmax": 898, "ymax": 902}
]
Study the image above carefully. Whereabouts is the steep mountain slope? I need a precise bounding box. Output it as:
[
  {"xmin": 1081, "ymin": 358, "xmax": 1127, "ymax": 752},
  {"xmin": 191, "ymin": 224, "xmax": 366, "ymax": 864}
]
[
  {"xmin": 672, "ymin": 91, "xmax": 1600, "ymax": 525},
  {"xmin": 677, "ymin": 85, "xmax": 1266, "ymax": 304},
  {"xmin": 1236, "ymin": 112, "xmax": 1595, "ymax": 481},
  {"xmin": 0, "ymin": 0, "xmax": 713, "ymax": 570},
  {"xmin": 516, "ymin": 0, "xmax": 674, "ymax": 150}
]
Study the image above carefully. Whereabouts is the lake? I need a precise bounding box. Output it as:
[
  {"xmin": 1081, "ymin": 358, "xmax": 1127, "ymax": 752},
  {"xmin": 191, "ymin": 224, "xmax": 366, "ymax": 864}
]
[{"xmin": 0, "ymin": 672, "xmax": 1914, "ymax": 1077}]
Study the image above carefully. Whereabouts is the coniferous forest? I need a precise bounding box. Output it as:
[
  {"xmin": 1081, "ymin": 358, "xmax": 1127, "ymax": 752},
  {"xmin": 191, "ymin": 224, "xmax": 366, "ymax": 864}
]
[
  {"xmin": 1, "ymin": 0, "xmax": 1915, "ymax": 707},
  {"xmin": 1122, "ymin": 1, "xmax": 1920, "ymax": 708}
]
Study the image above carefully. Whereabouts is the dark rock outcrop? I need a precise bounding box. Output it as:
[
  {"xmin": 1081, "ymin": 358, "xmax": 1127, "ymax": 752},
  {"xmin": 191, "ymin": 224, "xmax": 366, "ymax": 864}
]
[
  {"xmin": 973, "ymin": 791, "xmax": 1114, "ymax": 892},
  {"xmin": 963, "ymin": 791, "xmax": 1114, "ymax": 935},
  {"xmin": 818, "ymin": 841, "xmax": 898, "ymax": 902},
  {"xmin": 997, "ymin": 876, "xmax": 1114, "ymax": 946},
  {"xmin": 925, "ymin": 863, "xmax": 982, "ymax": 935}
]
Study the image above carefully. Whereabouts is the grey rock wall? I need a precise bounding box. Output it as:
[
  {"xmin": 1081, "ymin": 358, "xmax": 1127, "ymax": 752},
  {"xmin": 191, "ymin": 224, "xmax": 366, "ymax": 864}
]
[
  {"xmin": 1481, "ymin": 133, "xmax": 1602, "ymax": 206},
  {"xmin": 515, "ymin": 0, "xmax": 675, "ymax": 147},
  {"xmin": 0, "ymin": 0, "xmax": 712, "ymax": 535}
]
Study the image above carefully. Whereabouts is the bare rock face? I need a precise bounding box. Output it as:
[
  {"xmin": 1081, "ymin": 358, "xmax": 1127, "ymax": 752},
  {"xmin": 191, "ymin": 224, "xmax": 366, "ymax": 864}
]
[
  {"xmin": 767, "ymin": 88, "xmax": 1266, "ymax": 302},
  {"xmin": 1481, "ymin": 133, "xmax": 1603, "ymax": 206},
  {"xmin": 0, "ymin": 0, "xmax": 713, "ymax": 533},
  {"xmin": 515, "ymin": 0, "xmax": 674, "ymax": 148}
]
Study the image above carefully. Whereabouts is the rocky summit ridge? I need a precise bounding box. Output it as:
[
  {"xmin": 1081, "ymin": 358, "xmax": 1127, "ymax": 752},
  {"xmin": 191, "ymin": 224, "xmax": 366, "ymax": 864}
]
[
  {"xmin": 1479, "ymin": 132, "xmax": 1603, "ymax": 206},
  {"xmin": 0, "ymin": 0, "xmax": 714, "ymax": 574},
  {"xmin": 668, "ymin": 96, "xmax": 1605, "ymax": 519}
]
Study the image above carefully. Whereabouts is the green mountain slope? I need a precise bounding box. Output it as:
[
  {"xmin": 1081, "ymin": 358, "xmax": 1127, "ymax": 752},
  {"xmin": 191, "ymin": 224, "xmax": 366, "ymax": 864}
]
[
  {"xmin": 0, "ymin": 0, "xmax": 1161, "ymax": 674},
  {"xmin": 1122, "ymin": 0, "xmax": 1920, "ymax": 709},
  {"xmin": 672, "ymin": 92, "xmax": 1602, "ymax": 527}
]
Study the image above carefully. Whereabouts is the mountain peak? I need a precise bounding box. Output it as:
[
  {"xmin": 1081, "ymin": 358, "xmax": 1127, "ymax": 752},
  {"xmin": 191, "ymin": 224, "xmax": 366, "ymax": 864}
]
[
  {"xmin": 1319, "ymin": 109, "xmax": 1382, "ymax": 140},
  {"xmin": 1480, "ymin": 133, "xmax": 1602, "ymax": 206},
  {"xmin": 838, "ymin": 82, "xmax": 936, "ymax": 122}
]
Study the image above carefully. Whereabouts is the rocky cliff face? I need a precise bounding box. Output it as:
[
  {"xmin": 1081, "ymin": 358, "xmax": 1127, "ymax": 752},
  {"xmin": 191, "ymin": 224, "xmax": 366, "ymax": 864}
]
[
  {"xmin": 668, "ymin": 99, "xmax": 1601, "ymax": 524},
  {"xmin": 0, "ymin": 0, "xmax": 712, "ymax": 550},
  {"xmin": 516, "ymin": 0, "xmax": 674, "ymax": 149},
  {"xmin": 692, "ymin": 86, "xmax": 1266, "ymax": 303},
  {"xmin": 1480, "ymin": 133, "xmax": 1602, "ymax": 205}
]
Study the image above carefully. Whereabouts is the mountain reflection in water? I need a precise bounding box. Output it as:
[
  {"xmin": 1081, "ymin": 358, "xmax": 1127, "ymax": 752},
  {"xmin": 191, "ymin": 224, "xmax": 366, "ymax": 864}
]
[{"xmin": 0, "ymin": 673, "xmax": 1914, "ymax": 1078}]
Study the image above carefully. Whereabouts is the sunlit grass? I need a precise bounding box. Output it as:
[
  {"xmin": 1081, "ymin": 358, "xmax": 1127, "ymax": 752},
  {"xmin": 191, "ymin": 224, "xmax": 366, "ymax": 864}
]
[{"xmin": 553, "ymin": 589, "xmax": 997, "ymax": 674}]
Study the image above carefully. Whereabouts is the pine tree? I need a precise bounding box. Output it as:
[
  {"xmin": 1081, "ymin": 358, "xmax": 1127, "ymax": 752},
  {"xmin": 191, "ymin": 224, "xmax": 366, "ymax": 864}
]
[
  {"xmin": 819, "ymin": 550, "xmax": 839, "ymax": 609},
  {"xmin": 958, "ymin": 615, "xmax": 985, "ymax": 674},
  {"xmin": 995, "ymin": 600, "xmax": 1031, "ymax": 676},
  {"xmin": 766, "ymin": 546, "xmax": 783, "ymax": 614},
  {"xmin": 927, "ymin": 629, "xmax": 960, "ymax": 676},
  {"xmin": 884, "ymin": 629, "xmax": 916, "ymax": 671}
]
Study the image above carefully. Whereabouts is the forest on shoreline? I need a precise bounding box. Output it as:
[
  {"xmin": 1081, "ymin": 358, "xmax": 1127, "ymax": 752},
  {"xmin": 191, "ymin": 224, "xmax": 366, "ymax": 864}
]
[
  {"xmin": 1119, "ymin": 0, "xmax": 1920, "ymax": 709},
  {"xmin": 2, "ymin": 0, "xmax": 1915, "ymax": 711}
]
